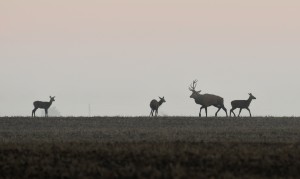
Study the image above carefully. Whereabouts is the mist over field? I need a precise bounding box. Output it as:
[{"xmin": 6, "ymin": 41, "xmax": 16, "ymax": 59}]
[{"xmin": 0, "ymin": 0, "xmax": 299, "ymax": 117}]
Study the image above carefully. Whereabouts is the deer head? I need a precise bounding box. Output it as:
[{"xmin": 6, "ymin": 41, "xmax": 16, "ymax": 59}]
[
  {"xmin": 249, "ymin": 93, "xmax": 256, "ymax": 100},
  {"xmin": 49, "ymin": 96, "xmax": 56, "ymax": 102},
  {"xmin": 159, "ymin": 96, "xmax": 166, "ymax": 103},
  {"xmin": 189, "ymin": 80, "xmax": 201, "ymax": 99}
]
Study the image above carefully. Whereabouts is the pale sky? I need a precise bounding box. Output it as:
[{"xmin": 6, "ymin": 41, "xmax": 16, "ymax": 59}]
[{"xmin": 0, "ymin": 0, "xmax": 299, "ymax": 116}]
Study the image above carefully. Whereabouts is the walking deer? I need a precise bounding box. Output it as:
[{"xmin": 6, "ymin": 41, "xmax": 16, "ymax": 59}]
[
  {"xmin": 150, "ymin": 97, "xmax": 166, "ymax": 117},
  {"xmin": 189, "ymin": 80, "xmax": 227, "ymax": 117},
  {"xmin": 230, "ymin": 93, "xmax": 256, "ymax": 117},
  {"xmin": 32, "ymin": 96, "xmax": 55, "ymax": 117}
]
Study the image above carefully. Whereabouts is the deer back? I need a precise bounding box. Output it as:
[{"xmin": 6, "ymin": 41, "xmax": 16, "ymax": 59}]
[
  {"xmin": 33, "ymin": 101, "xmax": 52, "ymax": 109},
  {"xmin": 199, "ymin": 94, "xmax": 224, "ymax": 107},
  {"xmin": 231, "ymin": 100, "xmax": 250, "ymax": 108},
  {"xmin": 150, "ymin": 100, "xmax": 159, "ymax": 110}
]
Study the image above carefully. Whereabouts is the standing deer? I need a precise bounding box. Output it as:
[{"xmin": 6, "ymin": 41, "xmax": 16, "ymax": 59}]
[
  {"xmin": 150, "ymin": 96, "xmax": 166, "ymax": 117},
  {"xmin": 32, "ymin": 96, "xmax": 55, "ymax": 117},
  {"xmin": 189, "ymin": 80, "xmax": 227, "ymax": 117},
  {"xmin": 230, "ymin": 93, "xmax": 256, "ymax": 117}
]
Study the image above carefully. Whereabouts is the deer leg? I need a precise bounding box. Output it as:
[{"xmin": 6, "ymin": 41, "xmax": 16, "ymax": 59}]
[
  {"xmin": 215, "ymin": 108, "xmax": 221, "ymax": 117},
  {"xmin": 45, "ymin": 109, "xmax": 48, "ymax": 117},
  {"xmin": 205, "ymin": 107, "xmax": 208, "ymax": 117},
  {"xmin": 238, "ymin": 108, "xmax": 242, "ymax": 117},
  {"xmin": 222, "ymin": 106, "xmax": 228, "ymax": 117},
  {"xmin": 150, "ymin": 110, "xmax": 153, "ymax": 117},
  {"xmin": 199, "ymin": 106, "xmax": 204, "ymax": 117},
  {"xmin": 32, "ymin": 108, "xmax": 37, "ymax": 117},
  {"xmin": 155, "ymin": 109, "xmax": 158, "ymax": 117},
  {"xmin": 246, "ymin": 108, "xmax": 252, "ymax": 117},
  {"xmin": 230, "ymin": 108, "xmax": 236, "ymax": 117}
]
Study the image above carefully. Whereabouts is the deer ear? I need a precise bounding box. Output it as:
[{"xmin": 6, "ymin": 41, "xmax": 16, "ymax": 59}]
[
  {"xmin": 49, "ymin": 96, "xmax": 51, "ymax": 98},
  {"xmin": 197, "ymin": 90, "xmax": 201, "ymax": 93}
]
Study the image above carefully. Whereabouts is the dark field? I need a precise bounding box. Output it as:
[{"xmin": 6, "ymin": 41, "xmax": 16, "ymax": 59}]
[{"xmin": 0, "ymin": 117, "xmax": 300, "ymax": 178}]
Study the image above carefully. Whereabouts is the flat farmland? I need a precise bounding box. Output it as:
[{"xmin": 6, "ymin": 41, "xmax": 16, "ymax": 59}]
[
  {"xmin": 1, "ymin": 117, "xmax": 300, "ymax": 143},
  {"xmin": 0, "ymin": 117, "xmax": 300, "ymax": 178}
]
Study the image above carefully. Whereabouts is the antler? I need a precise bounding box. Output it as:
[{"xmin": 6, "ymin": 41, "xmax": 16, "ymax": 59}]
[{"xmin": 189, "ymin": 80, "xmax": 198, "ymax": 91}]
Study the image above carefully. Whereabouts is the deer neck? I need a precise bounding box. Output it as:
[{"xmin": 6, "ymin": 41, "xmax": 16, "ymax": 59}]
[
  {"xmin": 194, "ymin": 93, "xmax": 203, "ymax": 104},
  {"xmin": 246, "ymin": 97, "xmax": 253, "ymax": 105},
  {"xmin": 48, "ymin": 100, "xmax": 53, "ymax": 107},
  {"xmin": 158, "ymin": 100, "xmax": 164, "ymax": 106}
]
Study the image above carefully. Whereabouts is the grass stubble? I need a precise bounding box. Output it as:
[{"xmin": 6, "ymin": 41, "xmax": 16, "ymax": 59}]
[{"xmin": 0, "ymin": 117, "xmax": 300, "ymax": 178}]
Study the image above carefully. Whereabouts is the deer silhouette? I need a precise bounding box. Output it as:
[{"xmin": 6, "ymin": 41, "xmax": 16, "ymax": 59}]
[
  {"xmin": 189, "ymin": 80, "xmax": 227, "ymax": 117},
  {"xmin": 150, "ymin": 97, "xmax": 166, "ymax": 117},
  {"xmin": 230, "ymin": 93, "xmax": 256, "ymax": 117},
  {"xmin": 32, "ymin": 96, "xmax": 55, "ymax": 117}
]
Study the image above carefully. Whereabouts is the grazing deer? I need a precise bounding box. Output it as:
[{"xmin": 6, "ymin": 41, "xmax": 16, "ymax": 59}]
[
  {"xmin": 230, "ymin": 93, "xmax": 256, "ymax": 117},
  {"xmin": 189, "ymin": 80, "xmax": 227, "ymax": 117},
  {"xmin": 150, "ymin": 97, "xmax": 166, "ymax": 117},
  {"xmin": 32, "ymin": 96, "xmax": 55, "ymax": 117}
]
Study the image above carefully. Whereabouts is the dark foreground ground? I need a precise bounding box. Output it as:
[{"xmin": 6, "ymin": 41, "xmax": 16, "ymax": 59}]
[{"xmin": 0, "ymin": 117, "xmax": 300, "ymax": 178}]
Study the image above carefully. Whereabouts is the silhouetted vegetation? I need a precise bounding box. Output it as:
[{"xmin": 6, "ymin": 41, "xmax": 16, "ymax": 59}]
[{"xmin": 1, "ymin": 142, "xmax": 300, "ymax": 178}]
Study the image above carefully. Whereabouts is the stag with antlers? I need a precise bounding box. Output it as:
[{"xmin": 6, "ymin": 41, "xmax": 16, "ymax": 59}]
[{"xmin": 189, "ymin": 80, "xmax": 227, "ymax": 117}]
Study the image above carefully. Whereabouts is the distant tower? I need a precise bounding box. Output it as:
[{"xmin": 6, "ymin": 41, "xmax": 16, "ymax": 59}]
[{"xmin": 88, "ymin": 104, "xmax": 91, "ymax": 117}]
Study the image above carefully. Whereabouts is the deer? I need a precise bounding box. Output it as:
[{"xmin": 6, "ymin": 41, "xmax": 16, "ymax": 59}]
[
  {"xmin": 189, "ymin": 80, "xmax": 227, "ymax": 117},
  {"xmin": 32, "ymin": 96, "xmax": 55, "ymax": 117},
  {"xmin": 149, "ymin": 96, "xmax": 166, "ymax": 117},
  {"xmin": 230, "ymin": 93, "xmax": 256, "ymax": 117}
]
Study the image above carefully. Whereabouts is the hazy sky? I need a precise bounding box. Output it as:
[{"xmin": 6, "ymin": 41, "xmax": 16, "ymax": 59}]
[{"xmin": 0, "ymin": 0, "xmax": 299, "ymax": 116}]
